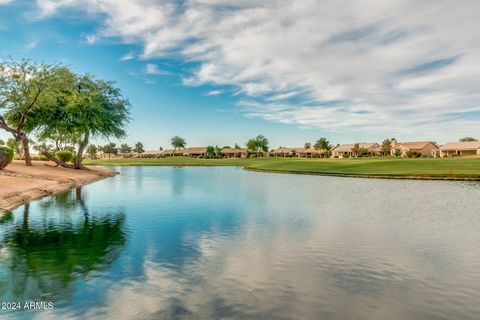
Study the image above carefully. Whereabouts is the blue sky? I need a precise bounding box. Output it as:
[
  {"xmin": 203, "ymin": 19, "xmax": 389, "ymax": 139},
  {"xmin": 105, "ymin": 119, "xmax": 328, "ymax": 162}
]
[{"xmin": 1, "ymin": 0, "xmax": 479, "ymax": 149}]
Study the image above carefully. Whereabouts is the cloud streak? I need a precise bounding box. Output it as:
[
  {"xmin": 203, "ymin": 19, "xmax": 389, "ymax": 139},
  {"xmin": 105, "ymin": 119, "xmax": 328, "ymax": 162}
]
[{"xmin": 33, "ymin": 0, "xmax": 480, "ymax": 139}]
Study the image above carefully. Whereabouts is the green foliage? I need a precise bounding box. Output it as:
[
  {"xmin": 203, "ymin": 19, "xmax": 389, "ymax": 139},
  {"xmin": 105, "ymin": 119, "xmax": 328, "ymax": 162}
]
[
  {"xmin": 234, "ymin": 143, "xmax": 241, "ymax": 149},
  {"xmin": 351, "ymin": 143, "xmax": 360, "ymax": 155},
  {"xmin": 6, "ymin": 138, "xmax": 22, "ymax": 157},
  {"xmin": 246, "ymin": 135, "xmax": 269, "ymax": 154},
  {"xmin": 304, "ymin": 142, "xmax": 311, "ymax": 149},
  {"xmin": 406, "ymin": 150, "xmax": 421, "ymax": 158},
  {"xmin": 28, "ymin": 68, "xmax": 130, "ymax": 168},
  {"xmin": 314, "ymin": 138, "xmax": 331, "ymax": 150},
  {"xmin": 214, "ymin": 145, "xmax": 222, "ymax": 157},
  {"xmin": 55, "ymin": 150, "xmax": 73, "ymax": 163},
  {"xmin": 357, "ymin": 147, "xmax": 369, "ymax": 157},
  {"xmin": 87, "ymin": 144, "xmax": 98, "ymax": 159},
  {"xmin": 32, "ymin": 155, "xmax": 49, "ymax": 161},
  {"xmin": 206, "ymin": 146, "xmax": 215, "ymax": 157},
  {"xmin": 119, "ymin": 143, "xmax": 132, "ymax": 153},
  {"xmin": 459, "ymin": 137, "xmax": 478, "ymax": 142},
  {"xmin": 0, "ymin": 139, "xmax": 4, "ymax": 145},
  {"xmin": 133, "ymin": 142, "xmax": 144, "ymax": 154},
  {"xmin": 101, "ymin": 143, "xmax": 118, "ymax": 158},
  {"xmin": 171, "ymin": 136, "xmax": 186, "ymax": 150},
  {"xmin": 0, "ymin": 146, "xmax": 14, "ymax": 169},
  {"xmin": 381, "ymin": 139, "xmax": 392, "ymax": 156}
]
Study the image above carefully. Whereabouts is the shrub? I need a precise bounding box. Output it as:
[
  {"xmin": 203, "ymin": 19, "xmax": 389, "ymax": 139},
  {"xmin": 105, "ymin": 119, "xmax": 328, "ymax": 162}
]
[
  {"xmin": 70, "ymin": 154, "xmax": 77, "ymax": 164},
  {"xmin": 249, "ymin": 154, "xmax": 257, "ymax": 158},
  {"xmin": 405, "ymin": 150, "xmax": 421, "ymax": 158},
  {"xmin": 55, "ymin": 150, "xmax": 73, "ymax": 163},
  {"xmin": 32, "ymin": 155, "xmax": 49, "ymax": 161},
  {"xmin": 0, "ymin": 146, "xmax": 14, "ymax": 169}
]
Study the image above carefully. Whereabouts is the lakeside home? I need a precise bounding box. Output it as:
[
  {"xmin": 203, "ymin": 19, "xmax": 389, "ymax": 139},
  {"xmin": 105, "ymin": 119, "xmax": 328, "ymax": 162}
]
[
  {"xmin": 331, "ymin": 143, "xmax": 381, "ymax": 158},
  {"xmin": 221, "ymin": 148, "xmax": 248, "ymax": 158},
  {"xmin": 390, "ymin": 140, "xmax": 439, "ymax": 157},
  {"xmin": 183, "ymin": 147, "xmax": 208, "ymax": 157},
  {"xmin": 439, "ymin": 141, "xmax": 480, "ymax": 157}
]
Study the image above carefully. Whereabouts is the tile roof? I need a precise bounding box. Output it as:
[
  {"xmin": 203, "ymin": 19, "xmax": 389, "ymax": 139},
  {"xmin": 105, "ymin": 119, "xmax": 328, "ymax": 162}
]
[{"xmin": 440, "ymin": 141, "xmax": 480, "ymax": 151}]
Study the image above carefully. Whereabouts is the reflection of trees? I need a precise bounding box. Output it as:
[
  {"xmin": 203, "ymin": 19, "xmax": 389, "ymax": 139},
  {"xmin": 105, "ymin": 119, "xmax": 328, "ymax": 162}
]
[{"xmin": 0, "ymin": 187, "xmax": 127, "ymax": 301}]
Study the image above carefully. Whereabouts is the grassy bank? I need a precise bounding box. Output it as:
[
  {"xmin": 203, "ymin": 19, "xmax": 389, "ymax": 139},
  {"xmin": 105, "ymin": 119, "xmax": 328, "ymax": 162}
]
[{"xmin": 83, "ymin": 157, "xmax": 480, "ymax": 180}]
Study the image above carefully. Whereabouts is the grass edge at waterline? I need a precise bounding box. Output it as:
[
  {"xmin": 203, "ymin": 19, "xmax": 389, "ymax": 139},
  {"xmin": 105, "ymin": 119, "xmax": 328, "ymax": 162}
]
[{"xmin": 83, "ymin": 157, "xmax": 480, "ymax": 180}]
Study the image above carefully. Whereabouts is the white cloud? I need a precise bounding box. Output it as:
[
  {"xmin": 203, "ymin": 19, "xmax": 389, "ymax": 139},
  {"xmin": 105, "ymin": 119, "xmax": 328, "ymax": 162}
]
[
  {"xmin": 85, "ymin": 34, "xmax": 96, "ymax": 44},
  {"xmin": 0, "ymin": 0, "xmax": 14, "ymax": 4},
  {"xmin": 203, "ymin": 90, "xmax": 223, "ymax": 96},
  {"xmin": 25, "ymin": 40, "xmax": 39, "ymax": 50},
  {"xmin": 144, "ymin": 63, "xmax": 170, "ymax": 75},
  {"xmin": 33, "ymin": 0, "xmax": 480, "ymax": 139},
  {"xmin": 120, "ymin": 52, "xmax": 134, "ymax": 61}
]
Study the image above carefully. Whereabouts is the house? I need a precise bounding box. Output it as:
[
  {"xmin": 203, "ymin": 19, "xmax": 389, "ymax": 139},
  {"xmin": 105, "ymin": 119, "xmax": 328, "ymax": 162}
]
[
  {"xmin": 137, "ymin": 150, "xmax": 165, "ymax": 158},
  {"xmin": 162, "ymin": 149, "xmax": 185, "ymax": 157},
  {"xmin": 390, "ymin": 139, "xmax": 438, "ymax": 157},
  {"xmin": 271, "ymin": 147, "xmax": 326, "ymax": 157},
  {"xmin": 439, "ymin": 141, "xmax": 480, "ymax": 157},
  {"xmin": 331, "ymin": 143, "xmax": 381, "ymax": 158},
  {"xmin": 183, "ymin": 147, "xmax": 207, "ymax": 157},
  {"xmin": 221, "ymin": 148, "xmax": 248, "ymax": 158}
]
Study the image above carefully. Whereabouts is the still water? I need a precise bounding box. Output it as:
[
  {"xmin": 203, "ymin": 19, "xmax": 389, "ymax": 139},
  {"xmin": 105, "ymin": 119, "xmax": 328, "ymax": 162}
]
[{"xmin": 1, "ymin": 166, "xmax": 480, "ymax": 319}]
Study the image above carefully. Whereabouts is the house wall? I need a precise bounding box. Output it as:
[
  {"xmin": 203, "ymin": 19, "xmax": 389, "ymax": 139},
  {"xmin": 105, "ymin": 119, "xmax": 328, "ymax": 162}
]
[{"xmin": 419, "ymin": 143, "xmax": 438, "ymax": 156}]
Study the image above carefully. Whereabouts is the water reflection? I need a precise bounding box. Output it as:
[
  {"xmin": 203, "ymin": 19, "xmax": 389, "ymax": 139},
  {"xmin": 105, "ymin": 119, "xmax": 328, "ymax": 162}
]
[
  {"xmin": 0, "ymin": 187, "xmax": 126, "ymax": 306},
  {"xmin": 1, "ymin": 167, "xmax": 480, "ymax": 319}
]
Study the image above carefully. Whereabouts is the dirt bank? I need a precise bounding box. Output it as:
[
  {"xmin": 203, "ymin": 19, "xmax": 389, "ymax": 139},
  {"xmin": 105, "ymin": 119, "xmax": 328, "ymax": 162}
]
[{"xmin": 0, "ymin": 160, "xmax": 117, "ymax": 215}]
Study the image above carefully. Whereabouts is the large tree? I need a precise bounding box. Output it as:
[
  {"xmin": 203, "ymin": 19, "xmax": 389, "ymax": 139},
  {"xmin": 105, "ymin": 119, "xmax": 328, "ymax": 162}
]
[
  {"xmin": 33, "ymin": 69, "xmax": 130, "ymax": 169},
  {"xmin": 0, "ymin": 60, "xmax": 59, "ymax": 166},
  {"xmin": 380, "ymin": 139, "xmax": 392, "ymax": 156},
  {"xmin": 171, "ymin": 136, "xmax": 186, "ymax": 151},
  {"xmin": 87, "ymin": 144, "xmax": 98, "ymax": 159},
  {"xmin": 119, "ymin": 143, "xmax": 132, "ymax": 154},
  {"xmin": 314, "ymin": 138, "xmax": 331, "ymax": 150},
  {"xmin": 246, "ymin": 135, "xmax": 269, "ymax": 155},
  {"xmin": 101, "ymin": 143, "xmax": 118, "ymax": 159},
  {"xmin": 133, "ymin": 142, "xmax": 144, "ymax": 154}
]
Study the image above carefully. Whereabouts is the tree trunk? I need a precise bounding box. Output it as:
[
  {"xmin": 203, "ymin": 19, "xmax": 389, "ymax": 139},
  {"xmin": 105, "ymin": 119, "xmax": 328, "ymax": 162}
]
[
  {"xmin": 75, "ymin": 133, "xmax": 89, "ymax": 169},
  {"xmin": 40, "ymin": 150, "xmax": 77, "ymax": 169},
  {"xmin": 20, "ymin": 134, "xmax": 32, "ymax": 166}
]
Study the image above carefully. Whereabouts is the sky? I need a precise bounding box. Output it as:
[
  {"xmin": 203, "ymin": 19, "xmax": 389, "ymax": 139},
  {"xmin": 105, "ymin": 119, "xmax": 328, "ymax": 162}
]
[{"xmin": 0, "ymin": 0, "xmax": 479, "ymax": 150}]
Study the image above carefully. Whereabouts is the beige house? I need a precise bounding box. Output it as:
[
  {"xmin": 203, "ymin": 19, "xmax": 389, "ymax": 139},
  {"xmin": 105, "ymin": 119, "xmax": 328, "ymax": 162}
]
[
  {"xmin": 331, "ymin": 143, "xmax": 381, "ymax": 158},
  {"xmin": 390, "ymin": 140, "xmax": 439, "ymax": 157},
  {"xmin": 183, "ymin": 147, "xmax": 207, "ymax": 157},
  {"xmin": 439, "ymin": 141, "xmax": 480, "ymax": 157},
  {"xmin": 221, "ymin": 148, "xmax": 248, "ymax": 158}
]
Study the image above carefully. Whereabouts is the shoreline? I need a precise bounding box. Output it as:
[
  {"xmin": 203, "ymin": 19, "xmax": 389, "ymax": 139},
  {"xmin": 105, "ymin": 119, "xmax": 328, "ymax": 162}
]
[
  {"xmin": 243, "ymin": 166, "xmax": 480, "ymax": 181},
  {"xmin": 0, "ymin": 161, "xmax": 118, "ymax": 217},
  {"xmin": 82, "ymin": 157, "xmax": 480, "ymax": 181}
]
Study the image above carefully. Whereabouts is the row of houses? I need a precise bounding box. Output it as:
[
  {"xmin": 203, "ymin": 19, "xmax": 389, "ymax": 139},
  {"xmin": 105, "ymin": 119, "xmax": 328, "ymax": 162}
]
[
  {"xmin": 330, "ymin": 140, "xmax": 480, "ymax": 158},
  {"xmin": 271, "ymin": 139, "xmax": 480, "ymax": 158},
  {"xmin": 111, "ymin": 147, "xmax": 250, "ymax": 159},
  {"xmin": 98, "ymin": 140, "xmax": 480, "ymax": 159}
]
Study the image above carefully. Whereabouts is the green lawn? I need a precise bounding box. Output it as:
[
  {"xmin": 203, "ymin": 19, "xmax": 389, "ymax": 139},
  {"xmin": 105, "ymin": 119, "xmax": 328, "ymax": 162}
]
[{"xmin": 84, "ymin": 156, "xmax": 480, "ymax": 179}]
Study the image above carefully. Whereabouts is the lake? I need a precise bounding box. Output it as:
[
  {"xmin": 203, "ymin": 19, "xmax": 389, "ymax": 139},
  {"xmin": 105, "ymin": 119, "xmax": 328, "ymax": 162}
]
[{"xmin": 1, "ymin": 166, "xmax": 480, "ymax": 319}]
